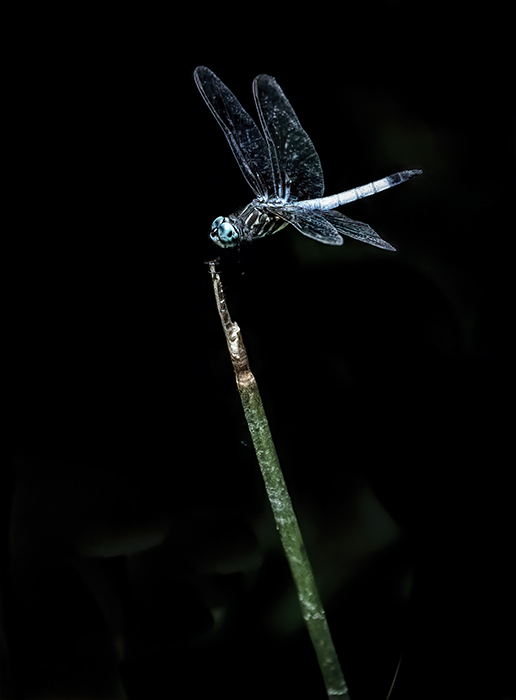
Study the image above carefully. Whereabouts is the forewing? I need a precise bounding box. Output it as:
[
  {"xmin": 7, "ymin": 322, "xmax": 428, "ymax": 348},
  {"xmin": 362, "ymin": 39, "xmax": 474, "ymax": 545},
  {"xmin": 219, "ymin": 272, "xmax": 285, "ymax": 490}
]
[
  {"xmin": 273, "ymin": 206, "xmax": 343, "ymax": 245},
  {"xmin": 322, "ymin": 210, "xmax": 396, "ymax": 251},
  {"xmin": 194, "ymin": 67, "xmax": 274, "ymax": 198},
  {"xmin": 253, "ymin": 74, "xmax": 324, "ymax": 201}
]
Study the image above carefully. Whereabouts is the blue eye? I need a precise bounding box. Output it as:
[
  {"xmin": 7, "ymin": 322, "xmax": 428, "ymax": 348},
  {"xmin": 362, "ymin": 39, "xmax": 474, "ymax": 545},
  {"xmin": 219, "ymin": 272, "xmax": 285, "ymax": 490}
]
[
  {"xmin": 210, "ymin": 217, "xmax": 239, "ymax": 247},
  {"xmin": 219, "ymin": 222, "xmax": 238, "ymax": 242}
]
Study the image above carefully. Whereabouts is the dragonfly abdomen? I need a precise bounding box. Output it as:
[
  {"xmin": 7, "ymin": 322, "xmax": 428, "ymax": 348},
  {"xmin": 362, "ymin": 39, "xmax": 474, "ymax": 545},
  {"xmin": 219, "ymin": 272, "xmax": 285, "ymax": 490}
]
[{"xmin": 301, "ymin": 169, "xmax": 423, "ymax": 211}]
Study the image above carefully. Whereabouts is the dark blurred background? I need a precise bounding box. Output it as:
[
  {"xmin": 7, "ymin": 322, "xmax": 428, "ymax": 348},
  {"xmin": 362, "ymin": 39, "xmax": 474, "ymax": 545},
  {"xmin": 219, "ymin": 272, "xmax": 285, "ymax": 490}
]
[{"xmin": 3, "ymin": 3, "xmax": 514, "ymax": 699}]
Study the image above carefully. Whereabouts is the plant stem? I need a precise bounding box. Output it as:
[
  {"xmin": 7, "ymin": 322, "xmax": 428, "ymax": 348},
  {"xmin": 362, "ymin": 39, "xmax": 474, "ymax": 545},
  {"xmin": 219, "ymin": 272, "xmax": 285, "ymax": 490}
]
[{"xmin": 208, "ymin": 260, "xmax": 350, "ymax": 699}]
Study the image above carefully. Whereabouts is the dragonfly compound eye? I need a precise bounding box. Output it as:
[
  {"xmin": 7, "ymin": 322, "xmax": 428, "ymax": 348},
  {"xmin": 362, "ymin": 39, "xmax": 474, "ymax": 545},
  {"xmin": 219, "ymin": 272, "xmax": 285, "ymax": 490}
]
[
  {"xmin": 211, "ymin": 219, "xmax": 239, "ymax": 247},
  {"xmin": 211, "ymin": 216, "xmax": 224, "ymax": 230}
]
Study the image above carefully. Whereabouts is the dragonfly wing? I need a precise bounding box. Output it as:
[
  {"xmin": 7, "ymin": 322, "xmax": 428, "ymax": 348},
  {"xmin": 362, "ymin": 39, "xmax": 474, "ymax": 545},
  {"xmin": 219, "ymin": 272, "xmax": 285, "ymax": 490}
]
[
  {"xmin": 194, "ymin": 67, "xmax": 274, "ymax": 198},
  {"xmin": 272, "ymin": 206, "xmax": 343, "ymax": 246},
  {"xmin": 253, "ymin": 74, "xmax": 324, "ymax": 201},
  {"xmin": 322, "ymin": 210, "xmax": 396, "ymax": 251}
]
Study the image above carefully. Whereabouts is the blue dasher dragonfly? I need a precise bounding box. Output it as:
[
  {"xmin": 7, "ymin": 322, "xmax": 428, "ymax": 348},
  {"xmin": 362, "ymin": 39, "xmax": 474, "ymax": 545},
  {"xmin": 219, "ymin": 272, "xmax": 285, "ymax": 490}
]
[{"xmin": 194, "ymin": 66, "xmax": 421, "ymax": 251}]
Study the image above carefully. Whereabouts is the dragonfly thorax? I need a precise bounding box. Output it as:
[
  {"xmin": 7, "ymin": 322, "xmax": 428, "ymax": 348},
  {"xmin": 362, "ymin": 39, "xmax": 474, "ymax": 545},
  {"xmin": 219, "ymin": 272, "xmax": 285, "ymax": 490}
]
[{"xmin": 210, "ymin": 216, "xmax": 239, "ymax": 248}]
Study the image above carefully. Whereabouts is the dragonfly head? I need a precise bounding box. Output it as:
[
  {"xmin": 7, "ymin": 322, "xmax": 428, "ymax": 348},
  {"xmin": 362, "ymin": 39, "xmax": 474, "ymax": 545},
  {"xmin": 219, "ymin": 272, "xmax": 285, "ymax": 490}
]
[{"xmin": 210, "ymin": 216, "xmax": 239, "ymax": 248}]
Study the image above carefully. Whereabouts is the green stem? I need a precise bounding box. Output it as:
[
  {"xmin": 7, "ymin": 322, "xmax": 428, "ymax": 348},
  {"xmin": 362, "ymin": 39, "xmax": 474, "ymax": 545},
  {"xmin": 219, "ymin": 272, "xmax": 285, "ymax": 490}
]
[{"xmin": 209, "ymin": 261, "xmax": 350, "ymax": 699}]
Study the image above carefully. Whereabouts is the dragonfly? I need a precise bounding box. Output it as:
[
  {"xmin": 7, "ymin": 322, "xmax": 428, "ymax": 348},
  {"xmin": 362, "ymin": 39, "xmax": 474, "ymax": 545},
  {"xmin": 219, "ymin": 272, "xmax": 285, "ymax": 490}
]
[{"xmin": 194, "ymin": 66, "xmax": 421, "ymax": 251}]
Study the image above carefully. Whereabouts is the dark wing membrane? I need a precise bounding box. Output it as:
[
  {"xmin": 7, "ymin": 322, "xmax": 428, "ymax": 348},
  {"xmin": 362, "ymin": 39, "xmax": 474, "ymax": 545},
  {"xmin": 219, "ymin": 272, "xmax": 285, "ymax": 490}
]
[
  {"xmin": 321, "ymin": 210, "xmax": 396, "ymax": 251},
  {"xmin": 194, "ymin": 67, "xmax": 274, "ymax": 198},
  {"xmin": 272, "ymin": 206, "xmax": 343, "ymax": 245},
  {"xmin": 253, "ymin": 74, "xmax": 324, "ymax": 201}
]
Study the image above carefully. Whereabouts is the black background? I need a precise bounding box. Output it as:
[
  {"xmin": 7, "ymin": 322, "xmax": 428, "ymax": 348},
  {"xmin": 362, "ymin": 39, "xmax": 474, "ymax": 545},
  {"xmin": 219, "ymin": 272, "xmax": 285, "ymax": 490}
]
[{"xmin": 3, "ymin": 4, "xmax": 514, "ymax": 699}]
